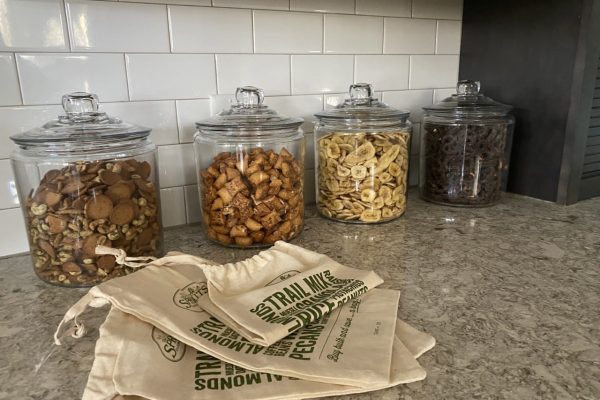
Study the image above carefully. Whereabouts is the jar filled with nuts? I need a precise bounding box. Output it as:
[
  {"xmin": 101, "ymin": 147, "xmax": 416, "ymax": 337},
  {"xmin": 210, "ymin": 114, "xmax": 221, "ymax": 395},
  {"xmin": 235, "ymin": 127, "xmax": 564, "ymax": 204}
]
[
  {"xmin": 314, "ymin": 83, "xmax": 412, "ymax": 223},
  {"xmin": 194, "ymin": 86, "xmax": 305, "ymax": 247},
  {"xmin": 10, "ymin": 92, "xmax": 163, "ymax": 287},
  {"xmin": 420, "ymin": 80, "xmax": 514, "ymax": 207}
]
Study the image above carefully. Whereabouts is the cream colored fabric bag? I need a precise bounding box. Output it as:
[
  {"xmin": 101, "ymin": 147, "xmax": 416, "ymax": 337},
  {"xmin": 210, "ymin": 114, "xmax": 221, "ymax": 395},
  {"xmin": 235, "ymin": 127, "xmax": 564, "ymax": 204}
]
[
  {"xmin": 84, "ymin": 308, "xmax": 435, "ymax": 400},
  {"xmin": 197, "ymin": 241, "xmax": 384, "ymax": 346},
  {"xmin": 56, "ymin": 250, "xmax": 395, "ymax": 387}
]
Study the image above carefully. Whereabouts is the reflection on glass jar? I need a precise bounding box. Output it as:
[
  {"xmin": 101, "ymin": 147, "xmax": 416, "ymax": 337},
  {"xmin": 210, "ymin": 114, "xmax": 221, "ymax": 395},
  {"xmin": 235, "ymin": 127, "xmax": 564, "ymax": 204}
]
[{"xmin": 10, "ymin": 92, "xmax": 163, "ymax": 287}]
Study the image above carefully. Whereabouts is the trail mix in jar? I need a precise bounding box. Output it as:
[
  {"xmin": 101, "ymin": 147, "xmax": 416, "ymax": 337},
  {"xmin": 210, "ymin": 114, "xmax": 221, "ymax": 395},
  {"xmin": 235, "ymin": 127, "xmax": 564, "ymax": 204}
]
[
  {"xmin": 200, "ymin": 147, "xmax": 304, "ymax": 247},
  {"xmin": 317, "ymin": 130, "xmax": 410, "ymax": 223},
  {"xmin": 26, "ymin": 159, "xmax": 161, "ymax": 286}
]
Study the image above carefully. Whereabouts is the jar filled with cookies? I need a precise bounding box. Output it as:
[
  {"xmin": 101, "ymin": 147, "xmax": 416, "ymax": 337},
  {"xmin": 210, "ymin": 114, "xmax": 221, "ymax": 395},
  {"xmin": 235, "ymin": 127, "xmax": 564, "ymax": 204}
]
[
  {"xmin": 10, "ymin": 92, "xmax": 163, "ymax": 287},
  {"xmin": 420, "ymin": 80, "xmax": 514, "ymax": 207},
  {"xmin": 314, "ymin": 83, "xmax": 412, "ymax": 223},
  {"xmin": 194, "ymin": 86, "xmax": 305, "ymax": 247}
]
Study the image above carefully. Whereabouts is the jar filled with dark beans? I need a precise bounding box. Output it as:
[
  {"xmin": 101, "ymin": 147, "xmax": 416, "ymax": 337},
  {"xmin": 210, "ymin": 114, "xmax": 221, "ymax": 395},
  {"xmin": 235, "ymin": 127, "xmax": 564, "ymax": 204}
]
[{"xmin": 420, "ymin": 81, "xmax": 514, "ymax": 207}]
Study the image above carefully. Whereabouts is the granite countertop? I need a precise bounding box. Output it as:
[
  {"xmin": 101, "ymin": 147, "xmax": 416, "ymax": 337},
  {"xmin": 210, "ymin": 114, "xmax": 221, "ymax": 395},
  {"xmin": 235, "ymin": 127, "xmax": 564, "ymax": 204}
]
[{"xmin": 1, "ymin": 192, "xmax": 599, "ymax": 400}]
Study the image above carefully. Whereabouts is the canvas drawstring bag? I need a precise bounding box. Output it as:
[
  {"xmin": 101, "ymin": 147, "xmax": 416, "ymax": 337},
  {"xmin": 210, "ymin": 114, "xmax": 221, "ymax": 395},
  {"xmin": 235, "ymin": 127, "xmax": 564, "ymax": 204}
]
[
  {"xmin": 55, "ymin": 246, "xmax": 396, "ymax": 387},
  {"xmin": 83, "ymin": 308, "xmax": 435, "ymax": 400}
]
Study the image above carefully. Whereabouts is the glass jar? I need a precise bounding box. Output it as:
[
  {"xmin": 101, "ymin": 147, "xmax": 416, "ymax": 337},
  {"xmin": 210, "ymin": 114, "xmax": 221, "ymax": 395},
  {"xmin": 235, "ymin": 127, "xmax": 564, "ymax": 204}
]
[
  {"xmin": 420, "ymin": 80, "xmax": 514, "ymax": 207},
  {"xmin": 314, "ymin": 83, "xmax": 412, "ymax": 223},
  {"xmin": 10, "ymin": 92, "xmax": 163, "ymax": 287},
  {"xmin": 194, "ymin": 86, "xmax": 305, "ymax": 247}
]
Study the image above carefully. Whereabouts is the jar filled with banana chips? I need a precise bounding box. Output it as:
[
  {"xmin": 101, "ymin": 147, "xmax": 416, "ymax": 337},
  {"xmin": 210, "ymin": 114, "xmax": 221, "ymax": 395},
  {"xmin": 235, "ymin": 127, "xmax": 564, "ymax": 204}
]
[
  {"xmin": 194, "ymin": 86, "xmax": 305, "ymax": 247},
  {"xmin": 314, "ymin": 83, "xmax": 411, "ymax": 223},
  {"xmin": 10, "ymin": 92, "xmax": 163, "ymax": 287}
]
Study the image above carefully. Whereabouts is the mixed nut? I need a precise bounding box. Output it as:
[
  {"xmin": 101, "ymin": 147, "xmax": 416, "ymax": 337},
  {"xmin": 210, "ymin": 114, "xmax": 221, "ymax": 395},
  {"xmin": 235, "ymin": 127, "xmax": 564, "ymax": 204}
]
[
  {"xmin": 317, "ymin": 131, "xmax": 410, "ymax": 223},
  {"xmin": 200, "ymin": 147, "xmax": 304, "ymax": 247},
  {"xmin": 25, "ymin": 159, "xmax": 161, "ymax": 286}
]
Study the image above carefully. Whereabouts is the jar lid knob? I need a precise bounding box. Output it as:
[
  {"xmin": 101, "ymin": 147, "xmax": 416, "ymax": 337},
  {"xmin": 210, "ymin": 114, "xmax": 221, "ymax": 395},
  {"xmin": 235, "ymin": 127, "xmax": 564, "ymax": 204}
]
[
  {"xmin": 235, "ymin": 86, "xmax": 264, "ymax": 108},
  {"xmin": 61, "ymin": 92, "xmax": 102, "ymax": 122},
  {"xmin": 457, "ymin": 80, "xmax": 480, "ymax": 96},
  {"xmin": 349, "ymin": 83, "xmax": 373, "ymax": 104}
]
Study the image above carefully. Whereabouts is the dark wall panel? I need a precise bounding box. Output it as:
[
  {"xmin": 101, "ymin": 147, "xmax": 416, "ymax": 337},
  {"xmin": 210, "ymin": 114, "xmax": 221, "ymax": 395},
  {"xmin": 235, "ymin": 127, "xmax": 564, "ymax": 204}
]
[{"xmin": 459, "ymin": 0, "xmax": 584, "ymax": 201}]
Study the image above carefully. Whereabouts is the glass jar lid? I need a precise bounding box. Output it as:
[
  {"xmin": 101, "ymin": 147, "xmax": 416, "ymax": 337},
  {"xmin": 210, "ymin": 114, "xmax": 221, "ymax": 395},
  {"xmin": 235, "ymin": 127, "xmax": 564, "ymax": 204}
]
[
  {"xmin": 196, "ymin": 86, "xmax": 303, "ymax": 133},
  {"xmin": 10, "ymin": 92, "xmax": 151, "ymax": 146},
  {"xmin": 315, "ymin": 83, "xmax": 410, "ymax": 122},
  {"xmin": 423, "ymin": 80, "xmax": 513, "ymax": 116}
]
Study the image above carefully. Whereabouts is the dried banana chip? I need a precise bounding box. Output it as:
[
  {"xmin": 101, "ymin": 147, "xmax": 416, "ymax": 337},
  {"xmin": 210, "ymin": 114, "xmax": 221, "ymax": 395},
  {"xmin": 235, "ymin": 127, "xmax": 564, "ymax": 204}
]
[
  {"xmin": 388, "ymin": 162, "xmax": 401, "ymax": 177},
  {"xmin": 337, "ymin": 165, "xmax": 351, "ymax": 177},
  {"xmin": 360, "ymin": 209, "xmax": 381, "ymax": 223},
  {"xmin": 376, "ymin": 144, "xmax": 401, "ymax": 173},
  {"xmin": 379, "ymin": 186, "xmax": 392, "ymax": 203},
  {"xmin": 372, "ymin": 196, "xmax": 384, "ymax": 209},
  {"xmin": 351, "ymin": 165, "xmax": 367, "ymax": 180},
  {"xmin": 327, "ymin": 142, "xmax": 341, "ymax": 158},
  {"xmin": 382, "ymin": 207, "xmax": 394, "ymax": 219},
  {"xmin": 360, "ymin": 188, "xmax": 377, "ymax": 202},
  {"xmin": 345, "ymin": 142, "xmax": 376, "ymax": 165}
]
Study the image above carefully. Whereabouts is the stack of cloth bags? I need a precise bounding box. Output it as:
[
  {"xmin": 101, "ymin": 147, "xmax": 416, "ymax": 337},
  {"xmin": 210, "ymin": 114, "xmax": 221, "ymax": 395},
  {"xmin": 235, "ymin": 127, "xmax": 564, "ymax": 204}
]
[{"xmin": 55, "ymin": 241, "xmax": 435, "ymax": 400}]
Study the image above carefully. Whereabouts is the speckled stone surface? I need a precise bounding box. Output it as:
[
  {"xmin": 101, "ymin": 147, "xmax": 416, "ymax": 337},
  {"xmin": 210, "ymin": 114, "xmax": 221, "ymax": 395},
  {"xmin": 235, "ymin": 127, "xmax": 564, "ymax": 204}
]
[{"xmin": 1, "ymin": 192, "xmax": 599, "ymax": 400}]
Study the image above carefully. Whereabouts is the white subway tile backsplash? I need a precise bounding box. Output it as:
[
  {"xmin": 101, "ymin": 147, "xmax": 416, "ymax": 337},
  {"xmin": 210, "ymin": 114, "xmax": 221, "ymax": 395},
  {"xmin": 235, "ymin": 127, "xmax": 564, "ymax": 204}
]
[
  {"xmin": 0, "ymin": 54, "xmax": 22, "ymax": 106},
  {"xmin": 290, "ymin": 0, "xmax": 354, "ymax": 14},
  {"xmin": 216, "ymin": 54, "xmax": 290, "ymax": 95},
  {"xmin": 100, "ymin": 101, "xmax": 178, "ymax": 146},
  {"xmin": 383, "ymin": 18, "xmax": 436, "ymax": 54},
  {"xmin": 0, "ymin": 208, "xmax": 28, "ymax": 256},
  {"xmin": 355, "ymin": 55, "xmax": 409, "ymax": 91},
  {"xmin": 436, "ymin": 20, "xmax": 462, "ymax": 54},
  {"xmin": 253, "ymin": 11, "xmax": 322, "ymax": 54},
  {"xmin": 382, "ymin": 89, "xmax": 433, "ymax": 121},
  {"xmin": 183, "ymin": 184, "xmax": 201, "ymax": 224},
  {"xmin": 0, "ymin": 105, "xmax": 63, "ymax": 159},
  {"xmin": 160, "ymin": 187, "xmax": 187, "ymax": 227},
  {"xmin": 412, "ymin": 0, "xmax": 463, "ymax": 20},
  {"xmin": 355, "ymin": 0, "xmax": 411, "ymax": 17},
  {"xmin": 409, "ymin": 55, "xmax": 459, "ymax": 89},
  {"xmin": 157, "ymin": 143, "xmax": 196, "ymax": 188},
  {"xmin": 127, "ymin": 0, "xmax": 210, "ymax": 5},
  {"xmin": 324, "ymin": 14, "xmax": 383, "ymax": 54},
  {"xmin": 0, "ymin": 160, "xmax": 19, "ymax": 209},
  {"xmin": 0, "ymin": 0, "xmax": 68, "ymax": 51},
  {"xmin": 17, "ymin": 53, "xmax": 128, "ymax": 105},
  {"xmin": 169, "ymin": 6, "xmax": 252, "ymax": 53},
  {"xmin": 176, "ymin": 99, "xmax": 211, "ymax": 143},
  {"xmin": 212, "ymin": 0, "xmax": 289, "ymax": 10},
  {"xmin": 264, "ymin": 94, "xmax": 322, "ymax": 133},
  {"xmin": 0, "ymin": 0, "xmax": 465, "ymax": 256},
  {"xmin": 433, "ymin": 87, "xmax": 455, "ymax": 103},
  {"xmin": 126, "ymin": 54, "xmax": 216, "ymax": 100},
  {"xmin": 291, "ymin": 55, "xmax": 353, "ymax": 94},
  {"xmin": 66, "ymin": 1, "xmax": 169, "ymax": 52}
]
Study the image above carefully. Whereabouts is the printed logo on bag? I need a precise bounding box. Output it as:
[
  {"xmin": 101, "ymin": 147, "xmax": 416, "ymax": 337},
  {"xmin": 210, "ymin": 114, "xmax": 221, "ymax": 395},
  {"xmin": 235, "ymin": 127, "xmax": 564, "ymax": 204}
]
[
  {"xmin": 265, "ymin": 270, "xmax": 301, "ymax": 286},
  {"xmin": 152, "ymin": 327, "xmax": 187, "ymax": 362},
  {"xmin": 173, "ymin": 281, "xmax": 208, "ymax": 312},
  {"xmin": 249, "ymin": 269, "xmax": 368, "ymax": 333}
]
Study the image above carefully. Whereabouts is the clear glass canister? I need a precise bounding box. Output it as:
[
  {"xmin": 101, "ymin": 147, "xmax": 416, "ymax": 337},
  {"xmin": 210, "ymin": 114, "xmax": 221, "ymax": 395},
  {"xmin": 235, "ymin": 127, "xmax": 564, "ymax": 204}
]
[
  {"xmin": 420, "ymin": 80, "xmax": 515, "ymax": 207},
  {"xmin": 314, "ymin": 83, "xmax": 412, "ymax": 223},
  {"xmin": 10, "ymin": 92, "xmax": 163, "ymax": 287},
  {"xmin": 194, "ymin": 86, "xmax": 305, "ymax": 247}
]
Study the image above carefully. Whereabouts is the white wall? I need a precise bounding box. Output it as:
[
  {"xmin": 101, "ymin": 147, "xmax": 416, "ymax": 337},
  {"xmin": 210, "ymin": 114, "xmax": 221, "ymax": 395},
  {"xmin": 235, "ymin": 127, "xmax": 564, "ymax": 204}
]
[{"xmin": 0, "ymin": 0, "xmax": 462, "ymax": 256}]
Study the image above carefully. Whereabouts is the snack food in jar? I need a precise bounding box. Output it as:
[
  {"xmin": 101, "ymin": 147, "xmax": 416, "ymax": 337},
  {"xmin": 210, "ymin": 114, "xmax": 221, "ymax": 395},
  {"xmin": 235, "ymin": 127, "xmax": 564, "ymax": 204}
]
[
  {"xmin": 10, "ymin": 92, "xmax": 163, "ymax": 287},
  {"xmin": 420, "ymin": 80, "xmax": 514, "ymax": 207},
  {"xmin": 194, "ymin": 86, "xmax": 305, "ymax": 247},
  {"xmin": 314, "ymin": 83, "xmax": 411, "ymax": 223}
]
